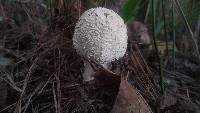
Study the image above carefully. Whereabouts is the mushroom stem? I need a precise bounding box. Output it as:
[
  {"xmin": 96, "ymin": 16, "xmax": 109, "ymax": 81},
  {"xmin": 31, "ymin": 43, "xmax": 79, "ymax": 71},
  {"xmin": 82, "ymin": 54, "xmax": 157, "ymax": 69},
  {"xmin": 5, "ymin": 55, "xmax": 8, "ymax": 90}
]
[
  {"xmin": 83, "ymin": 61, "xmax": 94, "ymax": 81},
  {"xmin": 83, "ymin": 61, "xmax": 111, "ymax": 81},
  {"xmin": 102, "ymin": 63, "xmax": 110, "ymax": 70}
]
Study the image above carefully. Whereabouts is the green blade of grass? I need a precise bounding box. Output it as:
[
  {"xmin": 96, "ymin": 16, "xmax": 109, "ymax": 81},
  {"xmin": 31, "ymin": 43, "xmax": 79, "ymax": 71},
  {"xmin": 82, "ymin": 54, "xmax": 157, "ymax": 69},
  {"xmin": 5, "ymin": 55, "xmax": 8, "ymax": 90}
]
[
  {"xmin": 172, "ymin": 2, "xmax": 176, "ymax": 72},
  {"xmin": 120, "ymin": 0, "xmax": 141, "ymax": 22},
  {"xmin": 151, "ymin": 0, "xmax": 159, "ymax": 58},
  {"xmin": 161, "ymin": 0, "xmax": 169, "ymax": 55},
  {"xmin": 152, "ymin": 0, "xmax": 164, "ymax": 94}
]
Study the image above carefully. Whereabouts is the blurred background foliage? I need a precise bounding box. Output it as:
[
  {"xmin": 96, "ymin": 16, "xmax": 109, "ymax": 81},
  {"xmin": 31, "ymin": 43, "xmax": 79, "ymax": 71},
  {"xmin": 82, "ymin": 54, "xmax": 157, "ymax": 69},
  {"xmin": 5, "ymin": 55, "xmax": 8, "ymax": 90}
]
[{"xmin": 2, "ymin": 0, "xmax": 200, "ymax": 52}]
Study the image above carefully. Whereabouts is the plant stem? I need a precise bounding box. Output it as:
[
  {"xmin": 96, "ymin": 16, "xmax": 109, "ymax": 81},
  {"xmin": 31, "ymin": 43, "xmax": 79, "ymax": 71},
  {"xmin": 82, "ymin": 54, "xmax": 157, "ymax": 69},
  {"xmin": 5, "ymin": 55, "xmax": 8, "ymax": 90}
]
[
  {"xmin": 151, "ymin": 0, "xmax": 164, "ymax": 94},
  {"xmin": 161, "ymin": 0, "xmax": 169, "ymax": 55},
  {"xmin": 151, "ymin": 0, "xmax": 159, "ymax": 59},
  {"xmin": 172, "ymin": 2, "xmax": 176, "ymax": 72},
  {"xmin": 144, "ymin": 0, "xmax": 151, "ymax": 23}
]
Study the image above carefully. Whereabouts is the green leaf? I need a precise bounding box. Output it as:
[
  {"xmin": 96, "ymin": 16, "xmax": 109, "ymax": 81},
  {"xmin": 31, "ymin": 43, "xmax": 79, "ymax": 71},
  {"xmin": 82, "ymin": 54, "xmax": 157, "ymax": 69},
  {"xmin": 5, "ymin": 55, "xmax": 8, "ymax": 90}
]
[{"xmin": 120, "ymin": 0, "xmax": 141, "ymax": 22}]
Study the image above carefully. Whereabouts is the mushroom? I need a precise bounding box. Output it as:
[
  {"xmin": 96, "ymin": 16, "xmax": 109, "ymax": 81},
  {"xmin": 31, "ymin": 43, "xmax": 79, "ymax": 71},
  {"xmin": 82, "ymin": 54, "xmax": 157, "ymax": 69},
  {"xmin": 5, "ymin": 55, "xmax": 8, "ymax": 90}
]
[{"xmin": 73, "ymin": 7, "xmax": 128, "ymax": 81}]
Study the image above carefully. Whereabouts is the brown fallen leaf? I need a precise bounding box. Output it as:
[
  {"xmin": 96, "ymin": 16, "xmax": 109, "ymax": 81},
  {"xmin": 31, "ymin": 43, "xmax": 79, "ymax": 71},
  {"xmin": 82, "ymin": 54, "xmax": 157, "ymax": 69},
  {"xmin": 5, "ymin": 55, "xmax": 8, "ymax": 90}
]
[
  {"xmin": 111, "ymin": 79, "xmax": 153, "ymax": 113},
  {"xmin": 157, "ymin": 94, "xmax": 200, "ymax": 113},
  {"xmin": 157, "ymin": 94, "xmax": 177, "ymax": 110}
]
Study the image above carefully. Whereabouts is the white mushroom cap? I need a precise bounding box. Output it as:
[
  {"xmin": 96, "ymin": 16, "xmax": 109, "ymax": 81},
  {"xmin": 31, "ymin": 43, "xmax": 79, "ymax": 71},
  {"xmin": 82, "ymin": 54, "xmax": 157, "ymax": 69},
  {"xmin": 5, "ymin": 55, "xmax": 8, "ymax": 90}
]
[{"xmin": 73, "ymin": 7, "xmax": 128, "ymax": 66}]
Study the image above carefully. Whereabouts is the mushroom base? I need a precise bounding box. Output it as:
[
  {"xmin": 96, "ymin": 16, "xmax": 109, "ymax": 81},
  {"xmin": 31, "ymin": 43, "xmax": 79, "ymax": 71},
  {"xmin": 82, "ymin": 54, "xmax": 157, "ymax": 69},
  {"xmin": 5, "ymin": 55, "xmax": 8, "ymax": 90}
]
[{"xmin": 83, "ymin": 61, "xmax": 95, "ymax": 81}]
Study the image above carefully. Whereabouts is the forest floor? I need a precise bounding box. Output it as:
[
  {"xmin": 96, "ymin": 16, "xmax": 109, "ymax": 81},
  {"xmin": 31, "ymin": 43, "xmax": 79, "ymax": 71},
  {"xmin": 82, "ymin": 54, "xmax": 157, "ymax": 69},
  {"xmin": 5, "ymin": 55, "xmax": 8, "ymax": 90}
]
[{"xmin": 0, "ymin": 2, "xmax": 200, "ymax": 113}]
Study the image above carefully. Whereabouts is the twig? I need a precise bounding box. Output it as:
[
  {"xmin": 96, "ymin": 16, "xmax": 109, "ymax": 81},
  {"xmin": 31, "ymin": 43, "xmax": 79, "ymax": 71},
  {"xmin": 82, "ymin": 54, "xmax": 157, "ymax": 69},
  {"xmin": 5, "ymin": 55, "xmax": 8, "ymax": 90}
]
[
  {"xmin": 38, "ymin": 73, "xmax": 54, "ymax": 94},
  {"xmin": 194, "ymin": 15, "xmax": 200, "ymax": 40},
  {"xmin": 22, "ymin": 82, "xmax": 44, "ymax": 113},
  {"xmin": 0, "ymin": 102, "xmax": 16, "ymax": 113},
  {"xmin": 163, "ymin": 69, "xmax": 194, "ymax": 81},
  {"xmin": 133, "ymin": 43, "xmax": 152, "ymax": 74},
  {"xmin": 52, "ymin": 82, "xmax": 58, "ymax": 113}
]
